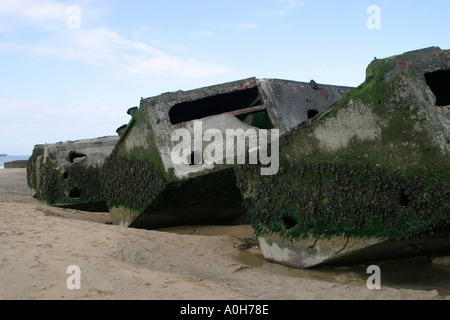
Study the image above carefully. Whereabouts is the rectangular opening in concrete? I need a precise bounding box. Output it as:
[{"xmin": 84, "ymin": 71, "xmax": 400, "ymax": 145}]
[
  {"xmin": 425, "ymin": 69, "xmax": 450, "ymax": 106},
  {"xmin": 168, "ymin": 86, "xmax": 263, "ymax": 125}
]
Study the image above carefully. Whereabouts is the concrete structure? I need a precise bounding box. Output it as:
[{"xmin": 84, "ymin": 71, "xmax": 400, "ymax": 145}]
[
  {"xmin": 235, "ymin": 47, "xmax": 450, "ymax": 268},
  {"xmin": 28, "ymin": 136, "xmax": 119, "ymax": 211},
  {"xmin": 258, "ymin": 232, "xmax": 450, "ymax": 268},
  {"xmin": 152, "ymin": 77, "xmax": 352, "ymax": 179},
  {"xmin": 102, "ymin": 77, "xmax": 353, "ymax": 229},
  {"xmin": 4, "ymin": 160, "xmax": 28, "ymax": 169}
]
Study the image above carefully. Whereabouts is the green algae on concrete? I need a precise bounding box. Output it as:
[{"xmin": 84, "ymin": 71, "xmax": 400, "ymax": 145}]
[
  {"xmin": 100, "ymin": 99, "xmax": 247, "ymax": 228},
  {"xmin": 102, "ymin": 77, "xmax": 353, "ymax": 229},
  {"xmin": 235, "ymin": 47, "xmax": 450, "ymax": 246},
  {"xmin": 27, "ymin": 144, "xmax": 45, "ymax": 194},
  {"xmin": 100, "ymin": 107, "xmax": 172, "ymax": 226},
  {"xmin": 28, "ymin": 136, "xmax": 119, "ymax": 212}
]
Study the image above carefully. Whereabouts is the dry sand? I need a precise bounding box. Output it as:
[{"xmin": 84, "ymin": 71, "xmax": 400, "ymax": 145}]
[{"xmin": 0, "ymin": 168, "xmax": 448, "ymax": 300}]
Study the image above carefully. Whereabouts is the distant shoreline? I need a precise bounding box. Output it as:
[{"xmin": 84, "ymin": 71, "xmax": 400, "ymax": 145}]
[{"xmin": 0, "ymin": 155, "xmax": 30, "ymax": 170}]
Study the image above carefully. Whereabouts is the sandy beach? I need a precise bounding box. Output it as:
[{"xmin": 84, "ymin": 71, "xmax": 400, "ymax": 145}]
[{"xmin": 0, "ymin": 168, "xmax": 448, "ymax": 300}]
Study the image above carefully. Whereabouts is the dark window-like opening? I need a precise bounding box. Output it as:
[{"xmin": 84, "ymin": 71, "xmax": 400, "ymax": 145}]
[
  {"xmin": 425, "ymin": 70, "xmax": 450, "ymax": 106},
  {"xmin": 283, "ymin": 215, "xmax": 298, "ymax": 230},
  {"xmin": 68, "ymin": 151, "xmax": 87, "ymax": 164},
  {"xmin": 69, "ymin": 188, "xmax": 81, "ymax": 198},
  {"xmin": 235, "ymin": 110, "xmax": 274, "ymax": 129},
  {"xmin": 307, "ymin": 109, "xmax": 319, "ymax": 119},
  {"xmin": 63, "ymin": 172, "xmax": 69, "ymax": 180},
  {"xmin": 169, "ymin": 87, "xmax": 262, "ymax": 125}
]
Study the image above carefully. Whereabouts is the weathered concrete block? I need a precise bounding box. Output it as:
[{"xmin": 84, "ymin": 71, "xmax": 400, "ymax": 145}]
[
  {"xmin": 101, "ymin": 77, "xmax": 353, "ymax": 229},
  {"xmin": 27, "ymin": 144, "xmax": 45, "ymax": 198},
  {"xmin": 258, "ymin": 233, "xmax": 450, "ymax": 269},
  {"xmin": 29, "ymin": 136, "xmax": 119, "ymax": 211},
  {"xmin": 4, "ymin": 160, "xmax": 28, "ymax": 169},
  {"xmin": 235, "ymin": 47, "xmax": 450, "ymax": 268}
]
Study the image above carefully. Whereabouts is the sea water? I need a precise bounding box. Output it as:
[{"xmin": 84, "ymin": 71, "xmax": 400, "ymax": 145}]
[{"xmin": 0, "ymin": 155, "xmax": 30, "ymax": 169}]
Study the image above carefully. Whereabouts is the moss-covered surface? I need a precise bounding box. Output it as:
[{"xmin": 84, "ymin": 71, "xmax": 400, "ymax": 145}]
[
  {"xmin": 100, "ymin": 108, "xmax": 170, "ymax": 213},
  {"xmin": 26, "ymin": 145, "xmax": 44, "ymax": 190},
  {"xmin": 235, "ymin": 49, "xmax": 450, "ymax": 241},
  {"xmin": 236, "ymin": 160, "xmax": 449, "ymax": 240},
  {"xmin": 36, "ymin": 154, "xmax": 105, "ymax": 209},
  {"xmin": 101, "ymin": 107, "xmax": 247, "ymax": 227},
  {"xmin": 100, "ymin": 149, "xmax": 167, "ymax": 212}
]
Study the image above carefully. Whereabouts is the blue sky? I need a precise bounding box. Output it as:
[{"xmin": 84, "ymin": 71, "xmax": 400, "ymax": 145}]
[{"xmin": 0, "ymin": 0, "xmax": 449, "ymax": 155}]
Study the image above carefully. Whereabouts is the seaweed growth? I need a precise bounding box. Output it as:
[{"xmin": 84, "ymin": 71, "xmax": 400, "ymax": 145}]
[
  {"xmin": 100, "ymin": 149, "xmax": 168, "ymax": 212},
  {"xmin": 235, "ymin": 160, "xmax": 450, "ymax": 241},
  {"xmin": 235, "ymin": 48, "xmax": 450, "ymax": 242},
  {"xmin": 26, "ymin": 145, "xmax": 44, "ymax": 190},
  {"xmin": 36, "ymin": 155, "xmax": 104, "ymax": 207}
]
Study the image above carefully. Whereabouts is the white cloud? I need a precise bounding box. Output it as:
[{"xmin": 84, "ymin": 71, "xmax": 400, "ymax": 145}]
[
  {"xmin": 0, "ymin": 0, "xmax": 234, "ymax": 80},
  {"xmin": 3, "ymin": 28, "xmax": 234, "ymax": 79},
  {"xmin": 0, "ymin": 0, "xmax": 236, "ymax": 153},
  {"xmin": 1, "ymin": 29, "xmax": 235, "ymax": 86},
  {"xmin": 199, "ymin": 30, "xmax": 214, "ymax": 37},
  {"xmin": 226, "ymin": 22, "xmax": 259, "ymax": 30},
  {"xmin": 0, "ymin": 0, "xmax": 67, "ymax": 21},
  {"xmin": 121, "ymin": 54, "xmax": 233, "ymax": 78},
  {"xmin": 0, "ymin": 4, "xmax": 233, "ymax": 78},
  {"xmin": 257, "ymin": 0, "xmax": 306, "ymax": 16},
  {"xmin": 131, "ymin": 25, "xmax": 161, "ymax": 39}
]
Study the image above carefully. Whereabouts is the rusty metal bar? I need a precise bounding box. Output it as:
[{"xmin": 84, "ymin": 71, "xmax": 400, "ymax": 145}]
[{"xmin": 229, "ymin": 104, "xmax": 269, "ymax": 116}]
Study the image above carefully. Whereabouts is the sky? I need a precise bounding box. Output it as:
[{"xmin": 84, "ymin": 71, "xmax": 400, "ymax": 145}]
[{"xmin": 0, "ymin": 0, "xmax": 449, "ymax": 155}]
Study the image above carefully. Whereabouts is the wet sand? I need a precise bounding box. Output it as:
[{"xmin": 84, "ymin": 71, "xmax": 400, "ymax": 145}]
[{"xmin": 0, "ymin": 168, "xmax": 448, "ymax": 300}]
